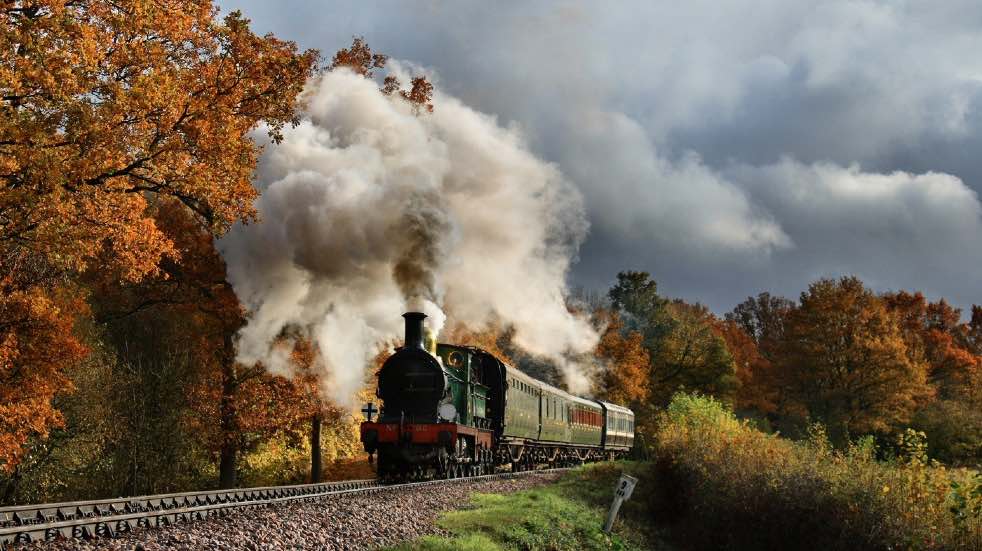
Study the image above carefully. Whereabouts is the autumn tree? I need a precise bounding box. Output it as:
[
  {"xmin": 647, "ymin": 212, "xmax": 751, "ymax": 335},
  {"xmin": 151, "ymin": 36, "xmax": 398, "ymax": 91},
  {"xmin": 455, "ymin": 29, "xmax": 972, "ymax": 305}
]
[
  {"xmin": 86, "ymin": 200, "xmax": 310, "ymax": 490},
  {"xmin": 650, "ymin": 301, "xmax": 738, "ymax": 406},
  {"xmin": 0, "ymin": 0, "xmax": 316, "ymax": 472},
  {"xmin": 713, "ymin": 318, "xmax": 779, "ymax": 417},
  {"xmin": 608, "ymin": 271, "xmax": 675, "ymax": 357},
  {"xmin": 726, "ymin": 292, "xmax": 795, "ymax": 362},
  {"xmin": 882, "ymin": 291, "xmax": 980, "ymax": 397},
  {"xmin": 443, "ymin": 322, "xmax": 515, "ymax": 366},
  {"xmin": 331, "ymin": 37, "xmax": 434, "ymax": 113},
  {"xmin": 595, "ymin": 310, "xmax": 651, "ymax": 406},
  {"xmin": 883, "ymin": 291, "xmax": 982, "ymax": 464},
  {"xmin": 778, "ymin": 277, "xmax": 931, "ymax": 444},
  {"xmin": 329, "ymin": 36, "xmax": 388, "ymax": 77},
  {"xmin": 281, "ymin": 335, "xmax": 366, "ymax": 484},
  {"xmin": 607, "ymin": 272, "xmax": 736, "ymax": 407},
  {"xmin": 0, "ymin": 287, "xmax": 87, "ymax": 472}
]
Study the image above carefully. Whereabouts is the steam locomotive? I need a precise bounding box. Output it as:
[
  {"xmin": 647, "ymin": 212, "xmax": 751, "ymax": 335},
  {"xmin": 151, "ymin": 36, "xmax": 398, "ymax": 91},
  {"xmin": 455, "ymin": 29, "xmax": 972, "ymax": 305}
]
[{"xmin": 360, "ymin": 312, "xmax": 635, "ymax": 480}]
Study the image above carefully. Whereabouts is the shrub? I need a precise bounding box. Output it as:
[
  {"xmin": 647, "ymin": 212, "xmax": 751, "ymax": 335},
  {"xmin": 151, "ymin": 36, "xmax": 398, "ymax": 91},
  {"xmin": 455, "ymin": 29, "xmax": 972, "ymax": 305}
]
[{"xmin": 652, "ymin": 393, "xmax": 982, "ymax": 550}]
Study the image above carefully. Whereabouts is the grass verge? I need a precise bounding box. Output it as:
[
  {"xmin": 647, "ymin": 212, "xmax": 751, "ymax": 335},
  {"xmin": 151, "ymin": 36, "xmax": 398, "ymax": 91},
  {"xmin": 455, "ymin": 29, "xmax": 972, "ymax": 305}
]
[{"xmin": 386, "ymin": 463, "xmax": 665, "ymax": 551}]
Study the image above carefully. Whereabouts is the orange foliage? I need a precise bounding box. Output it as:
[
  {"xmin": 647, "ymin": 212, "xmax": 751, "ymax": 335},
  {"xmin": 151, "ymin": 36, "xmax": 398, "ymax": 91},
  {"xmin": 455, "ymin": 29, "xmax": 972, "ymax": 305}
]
[
  {"xmin": 595, "ymin": 310, "xmax": 650, "ymax": 405},
  {"xmin": 331, "ymin": 37, "xmax": 434, "ymax": 114},
  {"xmin": 400, "ymin": 76, "xmax": 435, "ymax": 114},
  {"xmin": 0, "ymin": 1, "xmax": 315, "ymax": 473},
  {"xmin": 713, "ymin": 319, "xmax": 779, "ymax": 415},
  {"xmin": 883, "ymin": 291, "xmax": 981, "ymax": 398},
  {"xmin": 0, "ymin": 288, "xmax": 87, "ymax": 471},
  {"xmin": 778, "ymin": 277, "xmax": 932, "ymax": 440},
  {"xmin": 1, "ymin": 1, "xmax": 317, "ymax": 281},
  {"xmin": 329, "ymin": 36, "xmax": 388, "ymax": 77},
  {"xmin": 442, "ymin": 322, "xmax": 515, "ymax": 365}
]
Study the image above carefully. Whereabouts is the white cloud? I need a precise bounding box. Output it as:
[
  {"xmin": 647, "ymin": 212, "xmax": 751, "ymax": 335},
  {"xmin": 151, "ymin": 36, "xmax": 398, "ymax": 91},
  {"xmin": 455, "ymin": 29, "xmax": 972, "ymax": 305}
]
[{"xmin": 218, "ymin": 0, "xmax": 982, "ymax": 312}]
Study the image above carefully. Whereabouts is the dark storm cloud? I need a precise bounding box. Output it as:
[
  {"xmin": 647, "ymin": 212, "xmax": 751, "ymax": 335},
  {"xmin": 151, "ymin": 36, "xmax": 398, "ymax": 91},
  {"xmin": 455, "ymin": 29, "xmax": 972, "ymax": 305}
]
[{"xmin": 218, "ymin": 0, "xmax": 982, "ymax": 312}]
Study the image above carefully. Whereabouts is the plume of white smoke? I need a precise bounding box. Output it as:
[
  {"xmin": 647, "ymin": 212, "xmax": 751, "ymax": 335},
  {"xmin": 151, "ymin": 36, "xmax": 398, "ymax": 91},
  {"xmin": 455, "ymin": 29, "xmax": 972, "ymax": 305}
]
[{"xmin": 220, "ymin": 67, "xmax": 598, "ymax": 405}]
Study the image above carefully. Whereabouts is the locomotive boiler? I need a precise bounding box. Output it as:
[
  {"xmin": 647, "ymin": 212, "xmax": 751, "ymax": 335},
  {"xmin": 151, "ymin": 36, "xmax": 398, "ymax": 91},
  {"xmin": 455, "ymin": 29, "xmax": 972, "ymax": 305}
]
[{"xmin": 360, "ymin": 312, "xmax": 635, "ymax": 480}]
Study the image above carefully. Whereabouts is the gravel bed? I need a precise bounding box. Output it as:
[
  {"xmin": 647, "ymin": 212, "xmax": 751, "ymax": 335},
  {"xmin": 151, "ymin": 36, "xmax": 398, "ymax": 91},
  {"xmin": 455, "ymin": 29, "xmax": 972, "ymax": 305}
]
[{"xmin": 16, "ymin": 471, "xmax": 563, "ymax": 550}]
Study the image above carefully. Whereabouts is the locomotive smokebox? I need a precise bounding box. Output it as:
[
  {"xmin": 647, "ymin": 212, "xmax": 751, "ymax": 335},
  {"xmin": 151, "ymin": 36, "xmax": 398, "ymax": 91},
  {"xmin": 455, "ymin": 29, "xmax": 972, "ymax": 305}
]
[
  {"xmin": 403, "ymin": 312, "xmax": 427, "ymax": 350},
  {"xmin": 377, "ymin": 311, "xmax": 446, "ymax": 421}
]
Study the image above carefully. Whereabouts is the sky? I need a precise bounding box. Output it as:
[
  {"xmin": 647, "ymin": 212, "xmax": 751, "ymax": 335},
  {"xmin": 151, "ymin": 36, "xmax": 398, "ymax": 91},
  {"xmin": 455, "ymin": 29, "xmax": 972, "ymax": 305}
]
[{"xmin": 217, "ymin": 0, "xmax": 982, "ymax": 314}]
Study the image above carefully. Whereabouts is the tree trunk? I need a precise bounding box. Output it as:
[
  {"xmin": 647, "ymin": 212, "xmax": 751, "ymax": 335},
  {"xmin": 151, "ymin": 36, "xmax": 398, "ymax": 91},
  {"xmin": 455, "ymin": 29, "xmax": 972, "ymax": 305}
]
[
  {"xmin": 218, "ymin": 333, "xmax": 238, "ymax": 489},
  {"xmin": 219, "ymin": 444, "xmax": 237, "ymax": 489},
  {"xmin": 310, "ymin": 413, "xmax": 322, "ymax": 483}
]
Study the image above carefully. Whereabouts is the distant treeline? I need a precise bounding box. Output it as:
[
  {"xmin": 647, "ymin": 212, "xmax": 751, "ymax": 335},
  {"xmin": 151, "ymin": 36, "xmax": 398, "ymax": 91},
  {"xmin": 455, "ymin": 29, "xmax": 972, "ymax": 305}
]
[{"xmin": 581, "ymin": 271, "xmax": 981, "ymax": 466}]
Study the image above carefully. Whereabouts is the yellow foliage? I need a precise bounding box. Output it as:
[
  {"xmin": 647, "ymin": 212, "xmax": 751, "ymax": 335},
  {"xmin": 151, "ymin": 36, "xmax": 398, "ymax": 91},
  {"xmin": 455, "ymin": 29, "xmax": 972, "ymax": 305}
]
[{"xmin": 654, "ymin": 393, "xmax": 981, "ymax": 550}]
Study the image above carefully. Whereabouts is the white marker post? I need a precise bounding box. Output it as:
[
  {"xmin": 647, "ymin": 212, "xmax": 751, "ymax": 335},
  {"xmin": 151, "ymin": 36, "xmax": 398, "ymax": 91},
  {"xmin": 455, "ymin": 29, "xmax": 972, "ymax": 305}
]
[{"xmin": 603, "ymin": 473, "xmax": 638, "ymax": 533}]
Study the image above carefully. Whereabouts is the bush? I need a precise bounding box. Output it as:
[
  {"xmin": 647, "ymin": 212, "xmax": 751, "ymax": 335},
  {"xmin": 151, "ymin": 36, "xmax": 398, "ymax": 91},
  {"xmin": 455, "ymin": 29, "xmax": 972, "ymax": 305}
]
[{"xmin": 652, "ymin": 393, "xmax": 982, "ymax": 550}]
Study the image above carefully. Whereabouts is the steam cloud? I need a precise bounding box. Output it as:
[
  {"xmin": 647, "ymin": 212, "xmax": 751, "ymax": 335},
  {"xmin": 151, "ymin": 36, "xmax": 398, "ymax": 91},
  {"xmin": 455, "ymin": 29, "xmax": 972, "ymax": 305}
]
[{"xmin": 220, "ymin": 67, "xmax": 598, "ymax": 405}]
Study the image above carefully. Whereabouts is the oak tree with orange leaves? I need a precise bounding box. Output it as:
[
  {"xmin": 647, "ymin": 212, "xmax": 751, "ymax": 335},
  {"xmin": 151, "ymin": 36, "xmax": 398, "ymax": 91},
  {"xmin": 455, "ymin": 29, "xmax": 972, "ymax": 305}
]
[
  {"xmin": 713, "ymin": 318, "xmax": 780, "ymax": 417},
  {"xmin": 331, "ymin": 37, "xmax": 434, "ymax": 113},
  {"xmin": 595, "ymin": 310, "xmax": 650, "ymax": 406},
  {"xmin": 883, "ymin": 291, "xmax": 980, "ymax": 396},
  {"xmin": 0, "ymin": 0, "xmax": 317, "ymax": 473},
  {"xmin": 883, "ymin": 291, "xmax": 982, "ymax": 463},
  {"xmin": 778, "ymin": 277, "xmax": 931, "ymax": 443}
]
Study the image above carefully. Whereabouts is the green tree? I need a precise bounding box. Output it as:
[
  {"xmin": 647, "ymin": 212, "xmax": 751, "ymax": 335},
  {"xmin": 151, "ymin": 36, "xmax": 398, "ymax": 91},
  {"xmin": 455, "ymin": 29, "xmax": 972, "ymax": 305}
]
[
  {"xmin": 607, "ymin": 272, "xmax": 736, "ymax": 408},
  {"xmin": 649, "ymin": 301, "xmax": 738, "ymax": 406},
  {"xmin": 608, "ymin": 271, "xmax": 675, "ymax": 359}
]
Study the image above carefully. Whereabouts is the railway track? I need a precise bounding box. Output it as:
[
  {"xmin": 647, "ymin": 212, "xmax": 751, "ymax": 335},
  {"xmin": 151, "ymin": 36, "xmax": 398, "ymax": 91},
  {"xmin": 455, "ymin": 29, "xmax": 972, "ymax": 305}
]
[{"xmin": 0, "ymin": 468, "xmax": 569, "ymax": 547}]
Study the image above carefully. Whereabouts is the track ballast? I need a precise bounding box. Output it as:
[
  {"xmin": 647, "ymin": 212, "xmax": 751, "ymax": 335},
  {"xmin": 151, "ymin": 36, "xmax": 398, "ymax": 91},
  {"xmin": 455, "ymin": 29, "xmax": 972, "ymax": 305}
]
[{"xmin": 1, "ymin": 468, "xmax": 569, "ymax": 548}]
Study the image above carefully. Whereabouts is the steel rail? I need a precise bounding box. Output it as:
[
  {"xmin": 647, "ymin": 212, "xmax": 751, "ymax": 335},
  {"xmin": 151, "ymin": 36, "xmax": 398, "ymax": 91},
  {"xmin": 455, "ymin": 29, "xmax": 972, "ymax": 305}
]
[
  {"xmin": 0, "ymin": 468, "xmax": 568, "ymax": 547},
  {"xmin": 0, "ymin": 478, "xmax": 377, "ymax": 525}
]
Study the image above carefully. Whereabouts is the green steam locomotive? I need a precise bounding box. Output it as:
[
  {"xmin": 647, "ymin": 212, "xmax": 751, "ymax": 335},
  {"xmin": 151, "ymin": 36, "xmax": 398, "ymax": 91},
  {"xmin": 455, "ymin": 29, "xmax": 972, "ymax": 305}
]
[{"xmin": 360, "ymin": 312, "xmax": 635, "ymax": 480}]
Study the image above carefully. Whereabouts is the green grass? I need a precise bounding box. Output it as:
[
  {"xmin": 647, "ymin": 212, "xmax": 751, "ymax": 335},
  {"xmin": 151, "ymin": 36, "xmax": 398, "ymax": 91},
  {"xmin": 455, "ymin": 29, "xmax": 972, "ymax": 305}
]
[{"xmin": 386, "ymin": 462, "xmax": 665, "ymax": 551}]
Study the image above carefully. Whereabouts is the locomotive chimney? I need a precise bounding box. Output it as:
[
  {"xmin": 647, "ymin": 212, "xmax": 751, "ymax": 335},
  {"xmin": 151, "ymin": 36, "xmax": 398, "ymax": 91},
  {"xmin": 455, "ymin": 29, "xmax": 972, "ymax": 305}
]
[{"xmin": 403, "ymin": 312, "xmax": 427, "ymax": 350}]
